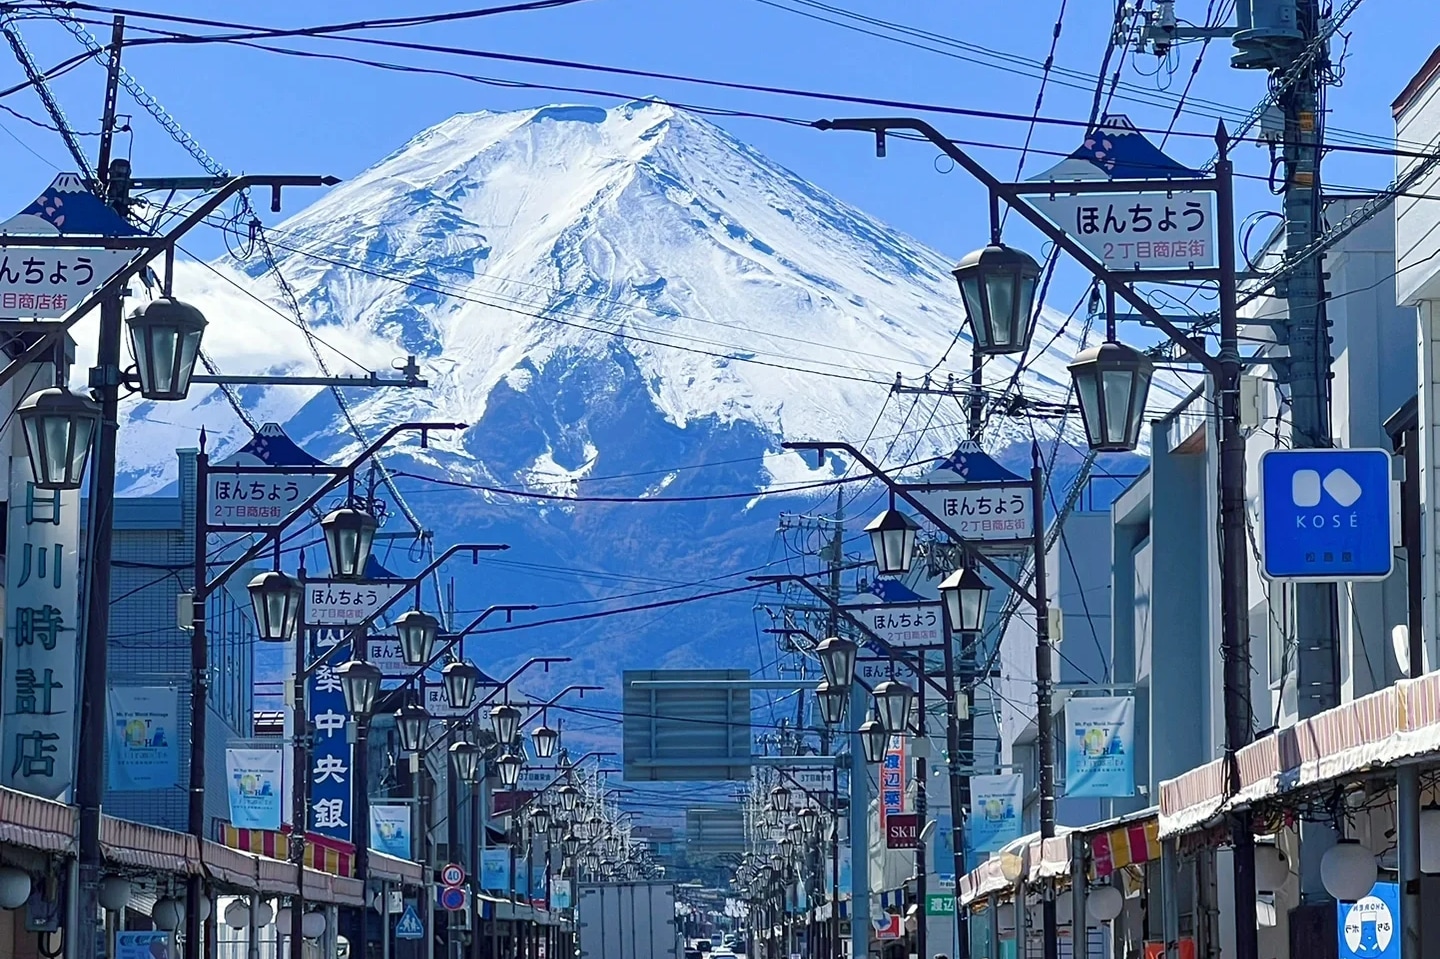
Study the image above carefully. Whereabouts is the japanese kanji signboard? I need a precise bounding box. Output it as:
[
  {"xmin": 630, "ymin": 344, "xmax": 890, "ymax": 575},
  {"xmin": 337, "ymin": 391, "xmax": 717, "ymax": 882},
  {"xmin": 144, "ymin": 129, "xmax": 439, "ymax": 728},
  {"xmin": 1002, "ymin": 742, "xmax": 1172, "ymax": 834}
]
[
  {"xmin": 844, "ymin": 601, "xmax": 942, "ymax": 648},
  {"xmin": 305, "ymin": 579, "xmax": 410, "ymax": 626},
  {"xmin": 1035, "ymin": 191, "xmax": 1217, "ymax": 270},
  {"xmin": 307, "ymin": 634, "xmax": 353, "ymax": 842},
  {"xmin": 0, "ymin": 248, "xmax": 132, "ymax": 318},
  {"xmin": 205, "ymin": 470, "xmax": 332, "ymax": 528},
  {"xmin": 903, "ymin": 481, "xmax": 1034, "ymax": 543},
  {"xmin": 2, "ymin": 437, "xmax": 82, "ymax": 798}
]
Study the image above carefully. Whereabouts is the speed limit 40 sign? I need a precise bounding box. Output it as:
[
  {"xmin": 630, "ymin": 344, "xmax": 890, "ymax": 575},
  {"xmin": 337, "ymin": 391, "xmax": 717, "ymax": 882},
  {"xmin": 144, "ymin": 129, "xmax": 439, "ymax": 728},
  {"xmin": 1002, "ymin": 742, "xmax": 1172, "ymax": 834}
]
[{"xmin": 440, "ymin": 863, "xmax": 465, "ymax": 887}]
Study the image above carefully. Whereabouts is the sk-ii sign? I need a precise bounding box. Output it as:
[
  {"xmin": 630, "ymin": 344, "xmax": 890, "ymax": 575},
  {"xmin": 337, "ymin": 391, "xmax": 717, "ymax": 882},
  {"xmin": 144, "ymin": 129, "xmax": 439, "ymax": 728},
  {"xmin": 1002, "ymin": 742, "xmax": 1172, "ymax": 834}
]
[{"xmin": 1259, "ymin": 449, "xmax": 1396, "ymax": 582}]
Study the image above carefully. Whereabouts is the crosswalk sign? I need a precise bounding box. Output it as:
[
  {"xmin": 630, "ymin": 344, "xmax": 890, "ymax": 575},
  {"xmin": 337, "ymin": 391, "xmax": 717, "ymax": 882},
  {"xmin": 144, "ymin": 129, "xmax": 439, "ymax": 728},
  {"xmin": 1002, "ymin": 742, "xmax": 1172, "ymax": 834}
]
[{"xmin": 395, "ymin": 904, "xmax": 424, "ymax": 940}]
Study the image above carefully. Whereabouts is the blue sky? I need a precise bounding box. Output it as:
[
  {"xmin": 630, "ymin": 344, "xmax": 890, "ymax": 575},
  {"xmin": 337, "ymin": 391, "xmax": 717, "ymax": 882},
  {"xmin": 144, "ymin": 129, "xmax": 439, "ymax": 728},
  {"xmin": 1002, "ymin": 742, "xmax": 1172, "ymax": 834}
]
[{"xmin": 0, "ymin": 0, "xmax": 1431, "ymax": 316}]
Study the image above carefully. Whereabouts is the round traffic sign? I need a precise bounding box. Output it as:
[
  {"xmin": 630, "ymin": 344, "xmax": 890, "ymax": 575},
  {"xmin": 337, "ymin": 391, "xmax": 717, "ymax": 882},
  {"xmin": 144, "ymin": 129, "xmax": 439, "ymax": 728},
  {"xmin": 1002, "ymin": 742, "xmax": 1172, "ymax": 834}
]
[
  {"xmin": 439, "ymin": 886, "xmax": 466, "ymax": 912},
  {"xmin": 440, "ymin": 863, "xmax": 465, "ymax": 887}
]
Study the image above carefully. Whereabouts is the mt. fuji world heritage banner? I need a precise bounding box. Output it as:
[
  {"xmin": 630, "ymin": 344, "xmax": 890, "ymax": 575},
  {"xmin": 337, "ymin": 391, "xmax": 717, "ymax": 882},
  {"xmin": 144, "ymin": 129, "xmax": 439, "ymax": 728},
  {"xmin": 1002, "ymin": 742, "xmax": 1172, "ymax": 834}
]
[{"xmin": 1064, "ymin": 696, "xmax": 1135, "ymax": 798}]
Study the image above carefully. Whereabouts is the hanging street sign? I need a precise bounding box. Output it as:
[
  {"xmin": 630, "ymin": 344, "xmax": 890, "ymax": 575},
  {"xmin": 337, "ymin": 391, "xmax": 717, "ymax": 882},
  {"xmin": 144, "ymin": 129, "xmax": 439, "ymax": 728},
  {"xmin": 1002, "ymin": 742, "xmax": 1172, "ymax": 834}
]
[
  {"xmin": 900, "ymin": 441, "xmax": 1033, "ymax": 545},
  {"xmin": 781, "ymin": 767, "xmax": 832, "ymax": 795},
  {"xmin": 205, "ymin": 470, "xmax": 332, "ymax": 528},
  {"xmin": 395, "ymin": 904, "xmax": 424, "ymax": 940},
  {"xmin": 368, "ymin": 636, "xmax": 408, "ymax": 678},
  {"xmin": 1258, "ymin": 448, "xmax": 1395, "ymax": 582},
  {"xmin": 424, "ymin": 683, "xmax": 474, "ymax": 719},
  {"xmin": 304, "ymin": 579, "xmax": 411, "ymax": 626},
  {"xmin": 844, "ymin": 601, "xmax": 942, "ymax": 649},
  {"xmin": 855, "ymin": 657, "xmax": 917, "ymax": 691},
  {"xmin": 1034, "ymin": 191, "xmax": 1217, "ymax": 271},
  {"xmin": 925, "ymin": 894, "xmax": 955, "ymax": 917}
]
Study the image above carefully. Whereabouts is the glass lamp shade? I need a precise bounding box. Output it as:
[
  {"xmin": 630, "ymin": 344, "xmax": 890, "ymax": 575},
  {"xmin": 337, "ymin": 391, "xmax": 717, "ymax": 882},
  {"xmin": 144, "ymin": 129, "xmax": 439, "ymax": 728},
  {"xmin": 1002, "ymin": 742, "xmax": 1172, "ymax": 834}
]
[
  {"xmin": 441, "ymin": 660, "xmax": 481, "ymax": 711},
  {"xmin": 531, "ymin": 724, "xmax": 560, "ymax": 759},
  {"xmin": 939, "ymin": 567, "xmax": 992, "ymax": 634},
  {"xmin": 336, "ymin": 659, "xmax": 383, "ymax": 718},
  {"xmin": 449, "ymin": 741, "xmax": 482, "ymax": 785},
  {"xmin": 126, "ymin": 297, "xmax": 207, "ymax": 401},
  {"xmin": 815, "ymin": 680, "xmax": 848, "ymax": 727},
  {"xmin": 873, "ymin": 679, "xmax": 915, "ymax": 734},
  {"xmin": 816, "ymin": 636, "xmax": 857, "ymax": 690},
  {"xmin": 770, "ymin": 785, "xmax": 791, "ymax": 813},
  {"xmin": 490, "ymin": 703, "xmax": 522, "ymax": 747},
  {"xmin": 394, "ymin": 609, "xmax": 439, "ymax": 667},
  {"xmin": 18, "ymin": 387, "xmax": 99, "ymax": 491},
  {"xmin": 860, "ymin": 717, "xmax": 888, "ymax": 763},
  {"xmin": 765, "ymin": 807, "xmax": 780, "ymax": 827},
  {"xmin": 1068, "ymin": 341, "xmax": 1154, "ymax": 453},
  {"xmin": 797, "ymin": 806, "xmax": 819, "ymax": 838},
  {"xmin": 952, "ymin": 243, "xmax": 1041, "ymax": 355},
  {"xmin": 563, "ymin": 833, "xmax": 581, "ymax": 857},
  {"xmin": 496, "ymin": 751, "xmax": 523, "ymax": 788},
  {"xmin": 778, "ymin": 838, "xmax": 794, "ymax": 858},
  {"xmin": 394, "ymin": 702, "xmax": 429, "ymax": 753},
  {"xmin": 558, "ymin": 785, "xmax": 580, "ymax": 812},
  {"xmin": 247, "ymin": 570, "xmax": 302, "ymax": 642},
  {"xmin": 531, "ymin": 807, "xmax": 552, "ymax": 834},
  {"xmin": 864, "ymin": 508, "xmax": 919, "ymax": 577},
  {"xmin": 319, "ymin": 507, "xmax": 377, "ymax": 580},
  {"xmin": 586, "ymin": 816, "xmax": 604, "ymax": 841},
  {"xmin": 1320, "ymin": 839, "xmax": 1377, "ymax": 902},
  {"xmin": 548, "ymin": 821, "xmax": 566, "ymax": 844}
]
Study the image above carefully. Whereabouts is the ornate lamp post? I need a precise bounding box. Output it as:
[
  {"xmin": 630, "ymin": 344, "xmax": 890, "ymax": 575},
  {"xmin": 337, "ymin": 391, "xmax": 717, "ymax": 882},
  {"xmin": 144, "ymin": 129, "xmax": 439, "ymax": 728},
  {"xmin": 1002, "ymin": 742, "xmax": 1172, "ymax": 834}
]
[{"xmin": 125, "ymin": 297, "xmax": 207, "ymax": 400}]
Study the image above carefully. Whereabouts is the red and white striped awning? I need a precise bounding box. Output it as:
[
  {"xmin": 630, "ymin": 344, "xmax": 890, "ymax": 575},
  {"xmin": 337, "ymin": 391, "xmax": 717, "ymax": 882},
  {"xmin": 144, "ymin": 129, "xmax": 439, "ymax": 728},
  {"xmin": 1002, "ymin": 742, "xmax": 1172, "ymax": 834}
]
[{"xmin": 1160, "ymin": 673, "xmax": 1440, "ymax": 837}]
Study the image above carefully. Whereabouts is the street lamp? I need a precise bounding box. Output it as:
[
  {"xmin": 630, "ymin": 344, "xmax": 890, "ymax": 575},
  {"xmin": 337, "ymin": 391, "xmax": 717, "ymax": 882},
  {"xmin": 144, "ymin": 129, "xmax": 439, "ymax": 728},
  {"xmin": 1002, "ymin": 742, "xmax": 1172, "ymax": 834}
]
[
  {"xmin": 797, "ymin": 807, "xmax": 818, "ymax": 839},
  {"xmin": 320, "ymin": 507, "xmax": 378, "ymax": 580},
  {"xmin": 765, "ymin": 806, "xmax": 780, "ymax": 828},
  {"xmin": 490, "ymin": 703, "xmax": 522, "ymax": 747},
  {"xmin": 394, "ymin": 609, "xmax": 439, "ymax": 667},
  {"xmin": 441, "ymin": 660, "xmax": 480, "ymax": 711},
  {"xmin": 531, "ymin": 806, "xmax": 551, "ymax": 834},
  {"xmin": 336, "ymin": 660, "xmax": 383, "ymax": 719},
  {"xmin": 548, "ymin": 821, "xmax": 566, "ymax": 845},
  {"xmin": 864, "ymin": 506, "xmax": 919, "ymax": 577},
  {"xmin": 1067, "ymin": 341, "xmax": 1154, "ymax": 453},
  {"xmin": 558, "ymin": 785, "xmax": 580, "ymax": 813},
  {"xmin": 125, "ymin": 297, "xmax": 207, "ymax": 401},
  {"xmin": 563, "ymin": 833, "xmax": 581, "ymax": 857},
  {"xmin": 815, "ymin": 680, "xmax": 848, "ymax": 727},
  {"xmin": 770, "ymin": 785, "xmax": 791, "ymax": 813},
  {"xmin": 532, "ymin": 724, "xmax": 560, "ymax": 759},
  {"xmin": 951, "ymin": 242, "xmax": 1041, "ymax": 355},
  {"xmin": 450, "ymin": 741, "xmax": 481, "ymax": 785},
  {"xmin": 497, "ymin": 751, "xmax": 523, "ymax": 788},
  {"xmin": 18, "ymin": 387, "xmax": 100, "ymax": 490},
  {"xmin": 816, "ymin": 636, "xmax": 857, "ymax": 690},
  {"xmin": 394, "ymin": 702, "xmax": 429, "ymax": 753},
  {"xmin": 246, "ymin": 570, "xmax": 302, "ymax": 642},
  {"xmin": 939, "ymin": 566, "xmax": 992, "ymax": 634},
  {"xmin": 873, "ymin": 680, "xmax": 914, "ymax": 735}
]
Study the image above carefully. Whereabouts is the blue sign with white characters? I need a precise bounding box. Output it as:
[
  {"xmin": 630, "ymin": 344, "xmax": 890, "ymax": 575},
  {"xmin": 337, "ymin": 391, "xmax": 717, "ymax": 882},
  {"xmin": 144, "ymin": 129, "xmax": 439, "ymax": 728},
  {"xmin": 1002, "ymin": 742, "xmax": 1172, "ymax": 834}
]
[
  {"xmin": 1337, "ymin": 880, "xmax": 1398, "ymax": 959},
  {"xmin": 307, "ymin": 630, "xmax": 353, "ymax": 842},
  {"xmin": 1260, "ymin": 449, "xmax": 1394, "ymax": 582}
]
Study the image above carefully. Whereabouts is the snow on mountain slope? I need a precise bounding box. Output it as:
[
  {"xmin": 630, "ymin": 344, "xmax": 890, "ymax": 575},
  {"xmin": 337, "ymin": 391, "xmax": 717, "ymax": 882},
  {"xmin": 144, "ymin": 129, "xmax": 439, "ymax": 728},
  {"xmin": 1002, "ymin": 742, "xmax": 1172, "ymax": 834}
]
[{"xmin": 106, "ymin": 100, "xmax": 1108, "ymax": 492}]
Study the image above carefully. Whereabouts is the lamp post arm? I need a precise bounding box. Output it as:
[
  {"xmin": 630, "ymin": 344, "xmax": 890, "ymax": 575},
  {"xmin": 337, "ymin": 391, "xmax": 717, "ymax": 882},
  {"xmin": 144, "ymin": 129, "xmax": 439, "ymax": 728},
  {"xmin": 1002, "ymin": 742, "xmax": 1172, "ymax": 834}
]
[
  {"xmin": 300, "ymin": 542, "xmax": 509, "ymax": 678},
  {"xmin": 0, "ymin": 173, "xmax": 340, "ymax": 389},
  {"xmin": 815, "ymin": 116, "xmax": 1225, "ymax": 377},
  {"xmin": 782, "ymin": 438, "xmax": 1040, "ymax": 607},
  {"xmin": 414, "ymin": 658, "xmax": 574, "ymax": 741},
  {"xmin": 520, "ymin": 685, "xmax": 603, "ymax": 727},
  {"xmin": 500, "ymin": 751, "xmax": 619, "ymax": 821},
  {"xmin": 385, "ymin": 604, "xmax": 540, "ymax": 695},
  {"xmin": 203, "ymin": 420, "xmax": 469, "ymax": 595}
]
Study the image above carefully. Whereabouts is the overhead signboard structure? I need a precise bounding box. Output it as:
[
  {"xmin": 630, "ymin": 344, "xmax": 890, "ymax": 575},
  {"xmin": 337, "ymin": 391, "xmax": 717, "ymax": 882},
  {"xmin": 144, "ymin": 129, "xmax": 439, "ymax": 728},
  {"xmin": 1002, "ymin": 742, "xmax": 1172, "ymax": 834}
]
[
  {"xmin": 900, "ymin": 441, "xmax": 1034, "ymax": 548},
  {"xmin": 845, "ymin": 578, "xmax": 943, "ymax": 649},
  {"xmin": 305, "ymin": 579, "xmax": 411, "ymax": 626},
  {"xmin": 1259, "ymin": 448, "xmax": 1395, "ymax": 582},
  {"xmin": 622, "ymin": 669, "xmax": 752, "ymax": 782}
]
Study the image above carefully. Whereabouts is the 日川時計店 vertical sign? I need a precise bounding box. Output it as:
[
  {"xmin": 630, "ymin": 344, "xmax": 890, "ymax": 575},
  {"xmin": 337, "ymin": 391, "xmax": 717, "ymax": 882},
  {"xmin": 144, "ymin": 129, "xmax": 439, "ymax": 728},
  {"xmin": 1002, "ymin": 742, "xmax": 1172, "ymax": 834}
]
[
  {"xmin": 1034, "ymin": 191, "xmax": 1218, "ymax": 271},
  {"xmin": 1, "ymin": 470, "xmax": 82, "ymax": 799}
]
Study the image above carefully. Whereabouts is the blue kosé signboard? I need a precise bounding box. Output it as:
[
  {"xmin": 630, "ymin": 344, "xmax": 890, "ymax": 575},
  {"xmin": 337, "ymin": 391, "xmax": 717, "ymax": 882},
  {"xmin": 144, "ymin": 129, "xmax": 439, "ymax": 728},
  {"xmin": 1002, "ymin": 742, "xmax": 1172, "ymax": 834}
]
[{"xmin": 1259, "ymin": 449, "xmax": 1394, "ymax": 582}]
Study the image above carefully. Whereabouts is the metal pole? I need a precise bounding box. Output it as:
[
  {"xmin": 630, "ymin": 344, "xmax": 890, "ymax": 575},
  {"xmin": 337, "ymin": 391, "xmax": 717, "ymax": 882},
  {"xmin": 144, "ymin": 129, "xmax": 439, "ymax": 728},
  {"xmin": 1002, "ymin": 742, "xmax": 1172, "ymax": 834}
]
[
  {"xmin": 381, "ymin": 880, "xmax": 391, "ymax": 959},
  {"xmin": 848, "ymin": 682, "xmax": 869, "ymax": 959},
  {"xmin": 187, "ymin": 437, "xmax": 211, "ymax": 958},
  {"xmin": 942, "ymin": 613, "xmax": 971, "ymax": 959},
  {"xmin": 1215, "ymin": 124, "xmax": 1258, "ymax": 959},
  {"xmin": 1029, "ymin": 445, "xmax": 1058, "ymax": 959},
  {"xmin": 1398, "ymin": 765, "xmax": 1422, "ymax": 959},
  {"xmin": 290, "ymin": 564, "xmax": 309, "ymax": 959},
  {"xmin": 356, "ymin": 717, "xmax": 372, "ymax": 959},
  {"xmin": 915, "ymin": 754, "xmax": 927, "ymax": 959},
  {"xmin": 829, "ymin": 757, "xmax": 840, "ymax": 958}
]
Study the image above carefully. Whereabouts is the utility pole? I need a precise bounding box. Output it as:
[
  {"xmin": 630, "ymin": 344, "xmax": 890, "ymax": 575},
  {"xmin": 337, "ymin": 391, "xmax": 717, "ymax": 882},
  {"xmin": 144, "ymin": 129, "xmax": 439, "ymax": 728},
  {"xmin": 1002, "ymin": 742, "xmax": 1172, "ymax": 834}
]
[{"xmin": 74, "ymin": 19, "xmax": 126, "ymax": 959}]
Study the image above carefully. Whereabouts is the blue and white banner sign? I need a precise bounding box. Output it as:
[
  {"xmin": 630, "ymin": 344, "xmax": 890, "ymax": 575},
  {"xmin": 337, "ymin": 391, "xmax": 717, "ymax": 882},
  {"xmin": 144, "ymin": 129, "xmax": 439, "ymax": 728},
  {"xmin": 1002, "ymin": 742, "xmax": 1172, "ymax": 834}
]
[
  {"xmin": 1064, "ymin": 696, "xmax": 1135, "ymax": 798},
  {"xmin": 370, "ymin": 804, "xmax": 412, "ymax": 859},
  {"xmin": 226, "ymin": 747, "xmax": 283, "ymax": 830},
  {"xmin": 1338, "ymin": 881, "xmax": 1398, "ymax": 959},
  {"xmin": 115, "ymin": 931, "xmax": 170, "ymax": 959},
  {"xmin": 480, "ymin": 847, "xmax": 511, "ymax": 892},
  {"xmin": 307, "ymin": 634, "xmax": 353, "ymax": 841},
  {"xmin": 969, "ymin": 774, "xmax": 1023, "ymax": 853},
  {"xmin": 107, "ymin": 686, "xmax": 178, "ymax": 790}
]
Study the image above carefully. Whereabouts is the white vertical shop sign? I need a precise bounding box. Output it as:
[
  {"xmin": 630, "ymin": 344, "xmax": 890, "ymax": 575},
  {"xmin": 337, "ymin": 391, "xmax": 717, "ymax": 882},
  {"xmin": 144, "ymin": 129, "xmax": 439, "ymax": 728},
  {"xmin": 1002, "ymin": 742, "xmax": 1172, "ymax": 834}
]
[{"xmin": 1, "ymin": 372, "xmax": 82, "ymax": 798}]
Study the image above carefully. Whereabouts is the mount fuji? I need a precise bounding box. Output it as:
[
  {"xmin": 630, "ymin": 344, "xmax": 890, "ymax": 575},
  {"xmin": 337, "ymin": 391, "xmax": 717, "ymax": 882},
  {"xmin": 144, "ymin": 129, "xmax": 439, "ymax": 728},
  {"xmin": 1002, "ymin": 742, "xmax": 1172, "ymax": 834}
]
[{"xmin": 90, "ymin": 101, "xmax": 1133, "ymax": 726}]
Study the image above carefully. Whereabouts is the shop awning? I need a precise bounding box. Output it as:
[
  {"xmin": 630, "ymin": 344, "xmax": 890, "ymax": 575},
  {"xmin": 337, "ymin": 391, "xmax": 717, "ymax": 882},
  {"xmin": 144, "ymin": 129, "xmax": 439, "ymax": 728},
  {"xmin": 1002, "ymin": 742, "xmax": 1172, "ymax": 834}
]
[
  {"xmin": 101, "ymin": 817, "xmax": 202, "ymax": 875},
  {"xmin": 0, "ymin": 787, "xmax": 75, "ymax": 854},
  {"xmin": 957, "ymin": 830, "xmax": 1071, "ymax": 908},
  {"xmin": 369, "ymin": 851, "xmax": 424, "ymax": 886},
  {"xmin": 1158, "ymin": 673, "xmax": 1440, "ymax": 838}
]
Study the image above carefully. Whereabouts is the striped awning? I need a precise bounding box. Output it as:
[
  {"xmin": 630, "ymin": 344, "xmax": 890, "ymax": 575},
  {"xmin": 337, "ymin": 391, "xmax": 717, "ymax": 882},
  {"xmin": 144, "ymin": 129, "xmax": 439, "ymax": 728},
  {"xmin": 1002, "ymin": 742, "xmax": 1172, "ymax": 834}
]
[
  {"xmin": 218, "ymin": 824, "xmax": 354, "ymax": 877},
  {"xmin": 1159, "ymin": 673, "xmax": 1440, "ymax": 838}
]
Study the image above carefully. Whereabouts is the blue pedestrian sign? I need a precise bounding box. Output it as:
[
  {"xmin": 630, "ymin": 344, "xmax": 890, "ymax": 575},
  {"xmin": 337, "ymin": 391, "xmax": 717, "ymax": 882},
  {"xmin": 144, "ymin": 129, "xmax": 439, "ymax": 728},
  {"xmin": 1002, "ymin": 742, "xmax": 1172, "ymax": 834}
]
[
  {"xmin": 1259, "ymin": 448, "xmax": 1394, "ymax": 582},
  {"xmin": 395, "ymin": 904, "xmax": 424, "ymax": 940},
  {"xmin": 1337, "ymin": 881, "xmax": 1398, "ymax": 959}
]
